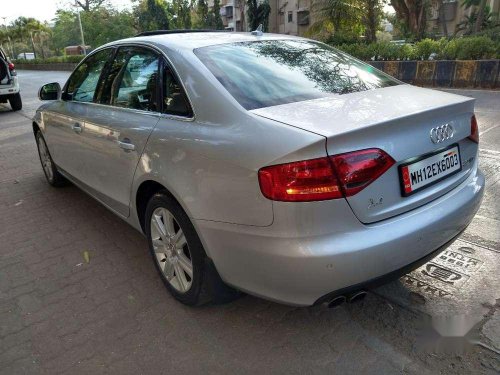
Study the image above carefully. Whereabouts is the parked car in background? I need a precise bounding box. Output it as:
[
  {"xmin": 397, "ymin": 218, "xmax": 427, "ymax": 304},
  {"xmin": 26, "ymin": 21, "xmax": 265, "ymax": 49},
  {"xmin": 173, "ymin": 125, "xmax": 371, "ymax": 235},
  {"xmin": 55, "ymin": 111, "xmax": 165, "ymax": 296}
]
[
  {"xmin": 33, "ymin": 31, "xmax": 484, "ymax": 307},
  {"xmin": 17, "ymin": 52, "xmax": 35, "ymax": 60},
  {"xmin": 0, "ymin": 47, "xmax": 22, "ymax": 111}
]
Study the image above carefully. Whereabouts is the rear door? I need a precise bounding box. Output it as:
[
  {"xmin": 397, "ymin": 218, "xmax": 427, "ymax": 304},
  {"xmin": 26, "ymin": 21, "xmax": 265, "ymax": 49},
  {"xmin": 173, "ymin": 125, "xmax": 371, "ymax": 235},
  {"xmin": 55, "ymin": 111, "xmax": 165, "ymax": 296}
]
[
  {"xmin": 76, "ymin": 45, "xmax": 161, "ymax": 217},
  {"xmin": 42, "ymin": 48, "xmax": 114, "ymax": 178}
]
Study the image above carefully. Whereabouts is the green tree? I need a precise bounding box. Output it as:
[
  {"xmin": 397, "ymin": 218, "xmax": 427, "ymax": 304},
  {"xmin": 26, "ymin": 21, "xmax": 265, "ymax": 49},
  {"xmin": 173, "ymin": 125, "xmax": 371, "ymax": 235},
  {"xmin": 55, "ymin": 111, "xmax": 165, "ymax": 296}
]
[
  {"xmin": 134, "ymin": 0, "xmax": 170, "ymax": 32},
  {"xmin": 390, "ymin": 0, "xmax": 429, "ymax": 40},
  {"xmin": 51, "ymin": 8, "xmax": 136, "ymax": 53},
  {"xmin": 195, "ymin": 0, "xmax": 209, "ymax": 28},
  {"xmin": 309, "ymin": 0, "xmax": 363, "ymax": 39},
  {"xmin": 211, "ymin": 0, "xmax": 224, "ymax": 30},
  {"xmin": 247, "ymin": 0, "xmax": 271, "ymax": 31},
  {"xmin": 362, "ymin": 0, "xmax": 385, "ymax": 42},
  {"xmin": 170, "ymin": 0, "xmax": 192, "ymax": 29},
  {"xmin": 74, "ymin": 0, "xmax": 108, "ymax": 11},
  {"xmin": 9, "ymin": 17, "xmax": 48, "ymax": 58}
]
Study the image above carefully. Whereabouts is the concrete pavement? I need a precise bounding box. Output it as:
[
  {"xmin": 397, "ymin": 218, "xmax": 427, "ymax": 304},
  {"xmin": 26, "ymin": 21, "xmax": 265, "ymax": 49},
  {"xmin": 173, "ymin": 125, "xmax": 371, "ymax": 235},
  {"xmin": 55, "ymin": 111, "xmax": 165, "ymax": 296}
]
[{"xmin": 0, "ymin": 71, "xmax": 499, "ymax": 374}]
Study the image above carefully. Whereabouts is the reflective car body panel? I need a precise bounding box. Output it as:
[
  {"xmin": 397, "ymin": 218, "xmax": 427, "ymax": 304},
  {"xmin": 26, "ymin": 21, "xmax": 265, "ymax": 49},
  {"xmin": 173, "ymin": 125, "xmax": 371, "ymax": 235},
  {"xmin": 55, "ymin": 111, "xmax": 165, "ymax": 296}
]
[{"xmin": 34, "ymin": 32, "xmax": 485, "ymax": 306}]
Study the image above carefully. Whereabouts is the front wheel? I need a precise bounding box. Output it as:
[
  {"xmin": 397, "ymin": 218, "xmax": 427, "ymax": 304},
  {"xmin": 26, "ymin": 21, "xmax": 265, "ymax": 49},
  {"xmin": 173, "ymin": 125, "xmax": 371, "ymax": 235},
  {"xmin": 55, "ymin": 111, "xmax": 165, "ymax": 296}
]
[
  {"xmin": 145, "ymin": 192, "xmax": 239, "ymax": 306},
  {"xmin": 9, "ymin": 93, "xmax": 22, "ymax": 111},
  {"xmin": 35, "ymin": 132, "xmax": 67, "ymax": 187}
]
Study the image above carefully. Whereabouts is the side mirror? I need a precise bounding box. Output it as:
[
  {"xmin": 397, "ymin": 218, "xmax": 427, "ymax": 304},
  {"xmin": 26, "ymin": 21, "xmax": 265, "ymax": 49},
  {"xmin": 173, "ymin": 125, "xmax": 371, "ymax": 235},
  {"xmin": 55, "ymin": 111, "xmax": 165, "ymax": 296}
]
[{"xmin": 38, "ymin": 82, "xmax": 61, "ymax": 101}]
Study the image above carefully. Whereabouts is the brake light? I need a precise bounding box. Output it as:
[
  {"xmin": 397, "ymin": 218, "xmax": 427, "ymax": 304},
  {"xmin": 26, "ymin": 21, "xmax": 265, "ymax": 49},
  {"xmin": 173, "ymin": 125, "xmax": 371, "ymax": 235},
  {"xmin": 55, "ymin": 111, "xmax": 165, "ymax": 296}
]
[
  {"xmin": 258, "ymin": 148, "xmax": 395, "ymax": 202},
  {"xmin": 329, "ymin": 149, "xmax": 395, "ymax": 197},
  {"xmin": 258, "ymin": 157, "xmax": 342, "ymax": 201},
  {"xmin": 468, "ymin": 115, "xmax": 479, "ymax": 144},
  {"xmin": 8, "ymin": 63, "xmax": 15, "ymax": 71}
]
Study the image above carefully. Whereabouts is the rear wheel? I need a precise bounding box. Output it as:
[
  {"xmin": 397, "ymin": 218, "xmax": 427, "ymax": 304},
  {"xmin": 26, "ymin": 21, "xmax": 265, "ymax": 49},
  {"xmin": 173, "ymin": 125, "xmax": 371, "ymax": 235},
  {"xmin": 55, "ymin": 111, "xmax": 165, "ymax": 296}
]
[
  {"xmin": 145, "ymin": 192, "xmax": 239, "ymax": 306},
  {"xmin": 35, "ymin": 132, "xmax": 67, "ymax": 187},
  {"xmin": 9, "ymin": 93, "xmax": 22, "ymax": 111}
]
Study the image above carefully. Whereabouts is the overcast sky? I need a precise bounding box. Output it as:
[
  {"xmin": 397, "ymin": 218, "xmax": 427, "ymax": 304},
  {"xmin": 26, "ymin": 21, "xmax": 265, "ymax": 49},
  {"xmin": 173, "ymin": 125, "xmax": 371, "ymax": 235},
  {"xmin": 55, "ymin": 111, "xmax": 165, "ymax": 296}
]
[{"xmin": 0, "ymin": 0, "xmax": 133, "ymax": 24}]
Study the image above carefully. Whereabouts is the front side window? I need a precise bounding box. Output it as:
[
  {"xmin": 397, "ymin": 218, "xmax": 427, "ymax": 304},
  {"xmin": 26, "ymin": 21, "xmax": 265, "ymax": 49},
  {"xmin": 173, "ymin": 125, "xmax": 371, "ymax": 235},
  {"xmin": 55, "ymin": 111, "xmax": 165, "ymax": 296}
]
[
  {"xmin": 195, "ymin": 40, "xmax": 400, "ymax": 110},
  {"xmin": 65, "ymin": 49, "xmax": 112, "ymax": 102},
  {"xmin": 100, "ymin": 47, "xmax": 160, "ymax": 111},
  {"xmin": 163, "ymin": 67, "xmax": 192, "ymax": 117}
]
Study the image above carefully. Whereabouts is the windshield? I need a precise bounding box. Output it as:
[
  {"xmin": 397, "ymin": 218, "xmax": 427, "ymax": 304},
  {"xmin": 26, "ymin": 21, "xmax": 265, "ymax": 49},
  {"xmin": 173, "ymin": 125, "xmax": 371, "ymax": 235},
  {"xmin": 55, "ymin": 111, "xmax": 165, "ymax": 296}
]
[{"xmin": 195, "ymin": 39, "xmax": 400, "ymax": 110}]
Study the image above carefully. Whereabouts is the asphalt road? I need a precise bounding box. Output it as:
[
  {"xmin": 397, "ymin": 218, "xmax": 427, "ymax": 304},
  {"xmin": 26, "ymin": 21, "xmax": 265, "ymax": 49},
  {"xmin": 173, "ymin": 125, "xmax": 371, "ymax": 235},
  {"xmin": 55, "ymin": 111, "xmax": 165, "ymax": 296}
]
[{"xmin": 0, "ymin": 71, "xmax": 499, "ymax": 374}]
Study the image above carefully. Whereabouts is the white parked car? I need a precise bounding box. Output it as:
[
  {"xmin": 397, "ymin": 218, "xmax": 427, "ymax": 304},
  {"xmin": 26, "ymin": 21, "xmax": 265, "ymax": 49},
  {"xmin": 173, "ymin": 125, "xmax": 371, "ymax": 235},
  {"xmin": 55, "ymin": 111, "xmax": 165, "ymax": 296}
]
[{"xmin": 0, "ymin": 47, "xmax": 22, "ymax": 111}]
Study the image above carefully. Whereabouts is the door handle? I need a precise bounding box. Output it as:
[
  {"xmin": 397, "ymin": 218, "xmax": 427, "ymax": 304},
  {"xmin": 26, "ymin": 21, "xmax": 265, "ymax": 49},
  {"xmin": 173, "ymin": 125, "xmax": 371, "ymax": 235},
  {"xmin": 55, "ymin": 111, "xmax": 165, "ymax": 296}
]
[
  {"xmin": 72, "ymin": 123, "xmax": 82, "ymax": 134},
  {"xmin": 118, "ymin": 139, "xmax": 135, "ymax": 151}
]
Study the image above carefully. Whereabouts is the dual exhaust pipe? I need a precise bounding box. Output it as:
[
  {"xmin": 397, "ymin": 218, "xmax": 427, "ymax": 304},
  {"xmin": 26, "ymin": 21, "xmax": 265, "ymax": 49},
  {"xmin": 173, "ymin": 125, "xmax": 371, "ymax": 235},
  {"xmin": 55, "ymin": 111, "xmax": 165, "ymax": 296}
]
[{"xmin": 326, "ymin": 291, "xmax": 367, "ymax": 308}]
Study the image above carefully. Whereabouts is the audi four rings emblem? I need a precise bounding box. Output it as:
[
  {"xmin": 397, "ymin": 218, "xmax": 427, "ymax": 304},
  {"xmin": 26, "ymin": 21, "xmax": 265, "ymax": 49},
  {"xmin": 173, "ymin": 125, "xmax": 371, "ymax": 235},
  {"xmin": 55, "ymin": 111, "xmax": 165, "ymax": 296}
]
[{"xmin": 430, "ymin": 124, "xmax": 454, "ymax": 144}]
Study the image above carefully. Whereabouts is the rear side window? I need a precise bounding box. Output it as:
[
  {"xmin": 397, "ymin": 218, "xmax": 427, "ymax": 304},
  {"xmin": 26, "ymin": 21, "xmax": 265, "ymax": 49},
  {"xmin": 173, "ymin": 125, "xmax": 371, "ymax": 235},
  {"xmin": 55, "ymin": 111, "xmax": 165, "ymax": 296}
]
[
  {"xmin": 65, "ymin": 49, "xmax": 112, "ymax": 102},
  {"xmin": 195, "ymin": 40, "xmax": 400, "ymax": 110},
  {"xmin": 99, "ymin": 47, "xmax": 160, "ymax": 112},
  {"xmin": 163, "ymin": 66, "xmax": 192, "ymax": 117}
]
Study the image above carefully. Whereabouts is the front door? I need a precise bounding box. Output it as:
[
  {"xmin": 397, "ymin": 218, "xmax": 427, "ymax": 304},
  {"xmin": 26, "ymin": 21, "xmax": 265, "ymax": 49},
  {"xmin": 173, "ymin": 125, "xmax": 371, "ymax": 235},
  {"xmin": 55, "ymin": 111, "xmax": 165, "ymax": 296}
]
[
  {"xmin": 43, "ymin": 48, "xmax": 114, "ymax": 179},
  {"xmin": 77, "ymin": 46, "xmax": 161, "ymax": 217}
]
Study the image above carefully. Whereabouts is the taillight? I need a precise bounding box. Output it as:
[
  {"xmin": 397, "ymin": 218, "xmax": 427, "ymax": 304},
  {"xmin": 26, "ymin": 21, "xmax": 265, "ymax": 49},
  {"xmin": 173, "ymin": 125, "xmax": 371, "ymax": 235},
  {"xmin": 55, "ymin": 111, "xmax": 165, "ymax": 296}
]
[
  {"xmin": 330, "ymin": 149, "xmax": 395, "ymax": 197},
  {"xmin": 468, "ymin": 115, "xmax": 479, "ymax": 144},
  {"xmin": 258, "ymin": 148, "xmax": 395, "ymax": 202},
  {"xmin": 8, "ymin": 62, "xmax": 15, "ymax": 71},
  {"xmin": 258, "ymin": 157, "xmax": 342, "ymax": 202}
]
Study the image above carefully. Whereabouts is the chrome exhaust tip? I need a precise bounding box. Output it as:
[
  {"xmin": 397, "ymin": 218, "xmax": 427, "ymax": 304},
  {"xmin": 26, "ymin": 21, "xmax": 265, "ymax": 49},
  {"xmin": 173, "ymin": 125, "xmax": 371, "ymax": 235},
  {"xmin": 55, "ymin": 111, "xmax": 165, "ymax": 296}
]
[
  {"xmin": 327, "ymin": 295, "xmax": 346, "ymax": 308},
  {"xmin": 347, "ymin": 291, "xmax": 367, "ymax": 304}
]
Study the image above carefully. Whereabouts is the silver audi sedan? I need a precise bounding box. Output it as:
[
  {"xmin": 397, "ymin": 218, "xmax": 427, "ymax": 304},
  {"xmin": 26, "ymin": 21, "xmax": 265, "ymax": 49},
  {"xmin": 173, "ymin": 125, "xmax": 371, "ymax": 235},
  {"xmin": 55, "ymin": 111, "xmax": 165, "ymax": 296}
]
[{"xmin": 34, "ymin": 31, "xmax": 484, "ymax": 306}]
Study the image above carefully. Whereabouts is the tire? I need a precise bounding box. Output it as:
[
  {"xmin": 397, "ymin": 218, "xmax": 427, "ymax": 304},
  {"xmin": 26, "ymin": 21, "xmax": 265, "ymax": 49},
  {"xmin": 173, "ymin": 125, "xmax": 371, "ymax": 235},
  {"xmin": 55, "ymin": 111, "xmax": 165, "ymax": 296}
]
[
  {"xmin": 35, "ymin": 131, "xmax": 67, "ymax": 187},
  {"xmin": 9, "ymin": 93, "xmax": 22, "ymax": 111},
  {"xmin": 145, "ymin": 191, "xmax": 239, "ymax": 306}
]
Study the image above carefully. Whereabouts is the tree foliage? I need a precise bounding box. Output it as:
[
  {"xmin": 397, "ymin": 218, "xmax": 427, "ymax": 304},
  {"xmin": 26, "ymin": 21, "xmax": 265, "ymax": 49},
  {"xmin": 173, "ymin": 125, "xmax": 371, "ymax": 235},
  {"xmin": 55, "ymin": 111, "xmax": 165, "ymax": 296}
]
[
  {"xmin": 134, "ymin": 0, "xmax": 170, "ymax": 32},
  {"xmin": 194, "ymin": 0, "xmax": 223, "ymax": 29},
  {"xmin": 170, "ymin": 0, "xmax": 192, "ymax": 29},
  {"xmin": 247, "ymin": 0, "xmax": 271, "ymax": 31},
  {"xmin": 51, "ymin": 8, "xmax": 135, "ymax": 52},
  {"xmin": 390, "ymin": 0, "xmax": 428, "ymax": 40},
  {"xmin": 74, "ymin": 0, "xmax": 108, "ymax": 11}
]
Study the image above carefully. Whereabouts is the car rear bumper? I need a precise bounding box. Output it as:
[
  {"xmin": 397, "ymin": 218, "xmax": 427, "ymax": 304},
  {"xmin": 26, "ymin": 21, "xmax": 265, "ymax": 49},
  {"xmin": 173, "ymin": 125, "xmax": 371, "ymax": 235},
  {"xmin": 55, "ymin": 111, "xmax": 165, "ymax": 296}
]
[
  {"xmin": 195, "ymin": 164, "xmax": 485, "ymax": 306},
  {"xmin": 0, "ymin": 77, "xmax": 19, "ymax": 97}
]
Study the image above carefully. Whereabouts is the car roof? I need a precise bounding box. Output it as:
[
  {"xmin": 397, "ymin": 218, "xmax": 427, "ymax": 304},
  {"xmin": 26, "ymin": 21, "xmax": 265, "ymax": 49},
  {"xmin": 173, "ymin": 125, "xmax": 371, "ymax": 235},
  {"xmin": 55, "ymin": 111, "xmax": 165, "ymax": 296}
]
[{"xmin": 111, "ymin": 32, "xmax": 306, "ymax": 51}]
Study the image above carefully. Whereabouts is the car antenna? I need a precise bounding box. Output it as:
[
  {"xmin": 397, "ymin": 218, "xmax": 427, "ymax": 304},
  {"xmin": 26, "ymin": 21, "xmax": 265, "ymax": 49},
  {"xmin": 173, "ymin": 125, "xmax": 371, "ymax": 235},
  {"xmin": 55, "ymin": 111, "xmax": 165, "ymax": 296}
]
[{"xmin": 251, "ymin": 24, "xmax": 263, "ymax": 36}]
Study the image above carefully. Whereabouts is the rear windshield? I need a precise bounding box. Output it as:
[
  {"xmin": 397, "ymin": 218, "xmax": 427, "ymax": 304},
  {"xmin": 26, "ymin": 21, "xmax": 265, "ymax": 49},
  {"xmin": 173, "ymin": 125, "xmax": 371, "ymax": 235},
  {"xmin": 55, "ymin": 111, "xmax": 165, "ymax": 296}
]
[{"xmin": 195, "ymin": 39, "xmax": 400, "ymax": 110}]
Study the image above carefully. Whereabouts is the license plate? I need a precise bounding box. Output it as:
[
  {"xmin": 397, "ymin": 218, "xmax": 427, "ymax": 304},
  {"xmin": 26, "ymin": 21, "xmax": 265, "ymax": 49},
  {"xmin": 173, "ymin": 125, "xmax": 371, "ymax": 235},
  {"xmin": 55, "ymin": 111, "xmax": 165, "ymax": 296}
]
[{"xmin": 399, "ymin": 145, "xmax": 461, "ymax": 196}]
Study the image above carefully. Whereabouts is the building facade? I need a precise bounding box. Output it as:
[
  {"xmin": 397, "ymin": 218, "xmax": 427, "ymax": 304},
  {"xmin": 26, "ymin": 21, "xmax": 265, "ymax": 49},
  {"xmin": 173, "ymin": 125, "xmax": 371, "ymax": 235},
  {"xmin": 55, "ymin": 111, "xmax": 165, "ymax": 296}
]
[
  {"xmin": 427, "ymin": 0, "xmax": 500, "ymax": 36},
  {"xmin": 207, "ymin": 0, "xmax": 247, "ymax": 31},
  {"xmin": 268, "ymin": 0, "xmax": 312, "ymax": 36},
  {"xmin": 207, "ymin": 0, "xmax": 313, "ymax": 35}
]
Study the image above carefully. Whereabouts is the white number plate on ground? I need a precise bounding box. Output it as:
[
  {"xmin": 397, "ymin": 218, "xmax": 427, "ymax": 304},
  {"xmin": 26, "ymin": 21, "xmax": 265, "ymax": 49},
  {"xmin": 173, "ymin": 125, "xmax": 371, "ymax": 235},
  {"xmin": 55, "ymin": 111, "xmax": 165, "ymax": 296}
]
[{"xmin": 399, "ymin": 145, "xmax": 461, "ymax": 196}]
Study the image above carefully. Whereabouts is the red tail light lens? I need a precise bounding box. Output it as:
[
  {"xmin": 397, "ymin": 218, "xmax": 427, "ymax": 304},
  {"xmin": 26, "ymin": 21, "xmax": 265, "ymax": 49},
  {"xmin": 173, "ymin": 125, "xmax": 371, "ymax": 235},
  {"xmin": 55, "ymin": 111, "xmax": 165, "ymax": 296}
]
[
  {"xmin": 258, "ymin": 157, "xmax": 342, "ymax": 202},
  {"xmin": 329, "ymin": 149, "xmax": 395, "ymax": 197},
  {"xmin": 468, "ymin": 115, "xmax": 479, "ymax": 144},
  {"xmin": 258, "ymin": 148, "xmax": 395, "ymax": 202},
  {"xmin": 8, "ymin": 63, "xmax": 15, "ymax": 71}
]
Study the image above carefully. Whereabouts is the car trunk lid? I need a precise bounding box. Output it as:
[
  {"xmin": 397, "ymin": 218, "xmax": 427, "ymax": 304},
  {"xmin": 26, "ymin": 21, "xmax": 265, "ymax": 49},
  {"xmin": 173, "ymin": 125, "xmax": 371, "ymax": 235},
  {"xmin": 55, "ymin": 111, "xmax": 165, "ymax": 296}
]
[{"xmin": 251, "ymin": 85, "xmax": 477, "ymax": 223}]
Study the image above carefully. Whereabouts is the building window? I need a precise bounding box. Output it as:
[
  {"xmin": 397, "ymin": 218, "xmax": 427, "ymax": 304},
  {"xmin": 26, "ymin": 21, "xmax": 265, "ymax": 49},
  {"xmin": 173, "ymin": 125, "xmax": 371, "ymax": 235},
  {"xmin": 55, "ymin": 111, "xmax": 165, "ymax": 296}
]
[
  {"xmin": 297, "ymin": 10, "xmax": 309, "ymax": 25},
  {"xmin": 288, "ymin": 11, "xmax": 293, "ymax": 23}
]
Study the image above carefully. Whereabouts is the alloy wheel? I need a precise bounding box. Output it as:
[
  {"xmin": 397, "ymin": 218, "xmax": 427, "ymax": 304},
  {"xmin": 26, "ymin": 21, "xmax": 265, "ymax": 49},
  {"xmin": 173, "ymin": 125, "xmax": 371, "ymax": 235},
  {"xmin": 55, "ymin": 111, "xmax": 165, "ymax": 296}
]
[
  {"xmin": 150, "ymin": 207, "xmax": 193, "ymax": 293},
  {"xmin": 38, "ymin": 137, "xmax": 54, "ymax": 182}
]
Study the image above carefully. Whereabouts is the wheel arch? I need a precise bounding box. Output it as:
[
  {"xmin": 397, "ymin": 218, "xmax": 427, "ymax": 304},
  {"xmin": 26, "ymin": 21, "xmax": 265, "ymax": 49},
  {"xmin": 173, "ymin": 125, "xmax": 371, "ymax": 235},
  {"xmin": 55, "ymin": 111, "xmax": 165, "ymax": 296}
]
[{"xmin": 135, "ymin": 179, "xmax": 184, "ymax": 234}]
